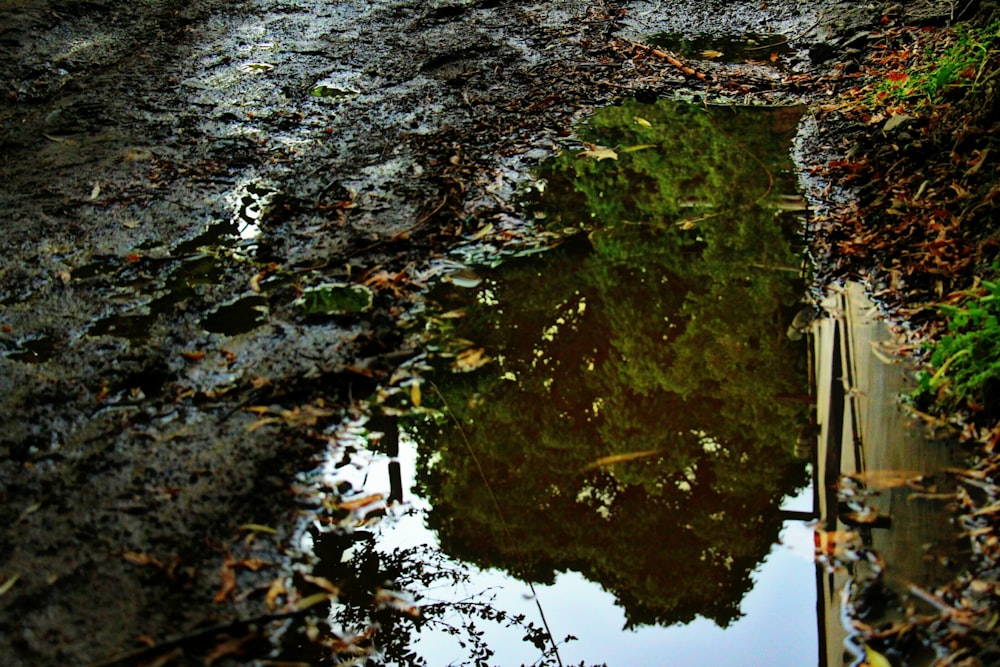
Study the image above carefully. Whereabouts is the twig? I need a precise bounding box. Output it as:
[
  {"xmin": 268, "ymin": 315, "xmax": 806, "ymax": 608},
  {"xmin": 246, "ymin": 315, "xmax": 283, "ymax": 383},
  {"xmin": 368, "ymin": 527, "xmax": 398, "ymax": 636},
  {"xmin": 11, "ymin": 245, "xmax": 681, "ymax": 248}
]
[{"xmin": 629, "ymin": 41, "xmax": 710, "ymax": 81}]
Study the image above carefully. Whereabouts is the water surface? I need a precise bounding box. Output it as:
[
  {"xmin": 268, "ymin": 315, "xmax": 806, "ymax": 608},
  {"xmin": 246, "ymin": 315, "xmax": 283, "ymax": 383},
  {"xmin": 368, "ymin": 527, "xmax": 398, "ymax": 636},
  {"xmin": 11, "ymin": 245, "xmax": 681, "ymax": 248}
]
[{"xmin": 298, "ymin": 99, "xmax": 819, "ymax": 665}]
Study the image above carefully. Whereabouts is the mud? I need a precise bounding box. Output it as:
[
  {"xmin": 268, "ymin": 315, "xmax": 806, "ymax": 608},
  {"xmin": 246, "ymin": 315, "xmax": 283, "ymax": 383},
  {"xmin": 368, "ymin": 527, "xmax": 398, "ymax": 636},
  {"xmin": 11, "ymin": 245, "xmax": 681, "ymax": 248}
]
[{"xmin": 0, "ymin": 0, "xmax": 953, "ymax": 664}]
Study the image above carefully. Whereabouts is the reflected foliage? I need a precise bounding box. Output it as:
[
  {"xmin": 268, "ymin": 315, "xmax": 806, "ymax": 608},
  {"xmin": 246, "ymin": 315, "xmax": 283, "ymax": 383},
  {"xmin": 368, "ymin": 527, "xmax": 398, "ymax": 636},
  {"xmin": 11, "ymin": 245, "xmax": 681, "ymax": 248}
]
[
  {"xmin": 413, "ymin": 100, "xmax": 810, "ymax": 628},
  {"xmin": 278, "ymin": 528, "xmax": 575, "ymax": 666}
]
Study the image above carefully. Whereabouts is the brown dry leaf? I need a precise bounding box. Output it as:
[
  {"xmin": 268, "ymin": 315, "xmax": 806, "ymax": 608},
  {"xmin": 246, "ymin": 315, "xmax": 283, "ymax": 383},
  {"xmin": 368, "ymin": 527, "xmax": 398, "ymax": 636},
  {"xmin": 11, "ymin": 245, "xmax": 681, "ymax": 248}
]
[
  {"xmin": 374, "ymin": 588, "xmax": 421, "ymax": 618},
  {"xmin": 123, "ymin": 551, "xmax": 164, "ymax": 568},
  {"xmin": 264, "ymin": 577, "xmax": 286, "ymax": 610},
  {"xmin": 238, "ymin": 523, "xmax": 277, "ymax": 535},
  {"xmin": 214, "ymin": 561, "xmax": 237, "ymax": 603},
  {"xmin": 180, "ymin": 351, "xmax": 206, "ymax": 362},
  {"xmin": 302, "ymin": 573, "xmax": 341, "ymax": 595},
  {"xmin": 338, "ymin": 493, "xmax": 385, "ymax": 512},
  {"xmin": 202, "ymin": 632, "xmax": 257, "ymax": 666},
  {"xmin": 248, "ymin": 271, "xmax": 267, "ymax": 293},
  {"xmin": 814, "ymin": 529, "xmax": 860, "ymax": 555},
  {"xmin": 144, "ymin": 647, "xmax": 182, "ymax": 667},
  {"xmin": 295, "ymin": 591, "xmax": 337, "ymax": 610},
  {"xmin": 247, "ymin": 416, "xmax": 281, "ymax": 432},
  {"xmin": 451, "ymin": 347, "xmax": 490, "ymax": 372},
  {"xmin": 842, "ymin": 511, "xmax": 890, "ymax": 525},
  {"xmin": 238, "ymin": 557, "xmax": 271, "ymax": 572},
  {"xmin": 844, "ymin": 470, "xmax": 925, "ymax": 490},
  {"xmin": 410, "ymin": 382, "xmax": 422, "ymax": 408},
  {"xmin": 973, "ymin": 501, "xmax": 1000, "ymax": 516}
]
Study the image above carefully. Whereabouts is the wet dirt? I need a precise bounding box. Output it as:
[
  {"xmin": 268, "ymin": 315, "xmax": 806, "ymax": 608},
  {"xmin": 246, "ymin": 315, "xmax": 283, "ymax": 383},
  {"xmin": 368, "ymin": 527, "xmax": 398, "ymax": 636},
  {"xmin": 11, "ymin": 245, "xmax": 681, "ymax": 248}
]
[{"xmin": 0, "ymin": 0, "xmax": 959, "ymax": 665}]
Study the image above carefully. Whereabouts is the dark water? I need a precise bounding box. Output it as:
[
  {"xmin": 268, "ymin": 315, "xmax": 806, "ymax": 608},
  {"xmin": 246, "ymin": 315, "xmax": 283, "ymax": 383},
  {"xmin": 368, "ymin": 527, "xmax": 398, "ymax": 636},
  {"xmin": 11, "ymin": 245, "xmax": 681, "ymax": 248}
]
[{"xmin": 287, "ymin": 99, "xmax": 827, "ymax": 666}]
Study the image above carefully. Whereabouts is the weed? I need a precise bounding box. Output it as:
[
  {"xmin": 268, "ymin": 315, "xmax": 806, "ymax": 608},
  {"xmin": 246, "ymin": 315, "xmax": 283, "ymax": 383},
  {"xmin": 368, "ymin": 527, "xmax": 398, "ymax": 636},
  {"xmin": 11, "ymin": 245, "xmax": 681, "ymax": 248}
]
[
  {"xmin": 916, "ymin": 272, "xmax": 1000, "ymax": 411},
  {"xmin": 874, "ymin": 19, "xmax": 1000, "ymax": 110}
]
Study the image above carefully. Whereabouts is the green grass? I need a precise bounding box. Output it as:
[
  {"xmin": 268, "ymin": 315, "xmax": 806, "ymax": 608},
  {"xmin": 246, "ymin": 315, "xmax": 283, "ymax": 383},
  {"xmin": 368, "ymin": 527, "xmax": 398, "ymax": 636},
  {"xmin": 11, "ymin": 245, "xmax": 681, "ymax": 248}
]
[
  {"xmin": 874, "ymin": 19, "xmax": 1000, "ymax": 109},
  {"xmin": 917, "ymin": 273, "xmax": 1000, "ymax": 411}
]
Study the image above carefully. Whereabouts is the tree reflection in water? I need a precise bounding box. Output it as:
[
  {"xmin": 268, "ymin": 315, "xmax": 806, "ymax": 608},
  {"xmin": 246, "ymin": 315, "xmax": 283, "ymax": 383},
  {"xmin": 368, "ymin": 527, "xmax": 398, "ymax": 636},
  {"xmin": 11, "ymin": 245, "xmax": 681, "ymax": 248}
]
[
  {"xmin": 298, "ymin": 100, "xmax": 814, "ymax": 664},
  {"xmin": 412, "ymin": 100, "xmax": 811, "ymax": 629}
]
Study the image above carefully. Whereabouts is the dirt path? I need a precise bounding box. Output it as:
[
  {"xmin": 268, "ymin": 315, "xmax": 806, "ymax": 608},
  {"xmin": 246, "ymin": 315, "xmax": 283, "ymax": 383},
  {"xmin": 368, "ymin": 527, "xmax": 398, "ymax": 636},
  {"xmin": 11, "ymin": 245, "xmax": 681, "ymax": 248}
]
[{"xmin": 0, "ymin": 0, "xmax": 904, "ymax": 664}]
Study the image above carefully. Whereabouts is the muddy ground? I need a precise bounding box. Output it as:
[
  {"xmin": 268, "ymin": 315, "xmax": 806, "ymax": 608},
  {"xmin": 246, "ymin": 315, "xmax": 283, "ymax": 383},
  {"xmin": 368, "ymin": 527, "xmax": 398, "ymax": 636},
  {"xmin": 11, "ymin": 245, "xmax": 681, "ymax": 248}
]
[{"xmin": 0, "ymin": 0, "xmax": 968, "ymax": 665}]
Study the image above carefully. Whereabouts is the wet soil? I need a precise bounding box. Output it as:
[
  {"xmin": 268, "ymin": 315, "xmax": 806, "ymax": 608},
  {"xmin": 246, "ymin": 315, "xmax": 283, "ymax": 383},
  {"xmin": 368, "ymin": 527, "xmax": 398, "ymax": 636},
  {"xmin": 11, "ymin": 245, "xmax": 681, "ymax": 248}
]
[{"xmin": 0, "ymin": 0, "xmax": 976, "ymax": 664}]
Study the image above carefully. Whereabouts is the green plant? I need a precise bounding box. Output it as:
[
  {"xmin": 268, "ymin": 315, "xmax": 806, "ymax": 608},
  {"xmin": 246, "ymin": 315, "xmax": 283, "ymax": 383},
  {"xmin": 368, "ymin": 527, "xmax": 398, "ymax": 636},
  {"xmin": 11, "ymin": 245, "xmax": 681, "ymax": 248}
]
[
  {"xmin": 874, "ymin": 19, "xmax": 1000, "ymax": 109},
  {"xmin": 917, "ymin": 275, "xmax": 1000, "ymax": 410}
]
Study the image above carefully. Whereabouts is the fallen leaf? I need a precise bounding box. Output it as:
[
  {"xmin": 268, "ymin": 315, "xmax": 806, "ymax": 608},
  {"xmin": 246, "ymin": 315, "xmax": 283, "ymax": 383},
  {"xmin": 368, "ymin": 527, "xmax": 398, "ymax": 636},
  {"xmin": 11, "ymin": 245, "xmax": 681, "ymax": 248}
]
[
  {"xmin": 863, "ymin": 644, "xmax": 892, "ymax": 667},
  {"xmin": 620, "ymin": 144, "xmax": 659, "ymax": 153},
  {"xmin": 214, "ymin": 561, "xmax": 237, "ymax": 603},
  {"xmin": 295, "ymin": 591, "xmax": 336, "ymax": 610},
  {"xmin": 581, "ymin": 449, "xmax": 664, "ymax": 471},
  {"xmin": 143, "ymin": 647, "xmax": 182, "ymax": 667},
  {"xmin": 338, "ymin": 493, "xmax": 385, "ymax": 512},
  {"xmin": 238, "ymin": 523, "xmax": 277, "ymax": 535},
  {"xmin": 180, "ymin": 351, "xmax": 206, "ymax": 362},
  {"xmin": 471, "ymin": 222, "xmax": 494, "ymax": 240},
  {"xmin": 123, "ymin": 551, "xmax": 164, "ymax": 568},
  {"xmin": 843, "ymin": 470, "xmax": 925, "ymax": 490},
  {"xmin": 452, "ymin": 347, "xmax": 490, "ymax": 372},
  {"xmin": 374, "ymin": 588, "xmax": 421, "ymax": 617},
  {"xmin": 250, "ymin": 376, "xmax": 271, "ymax": 389},
  {"xmin": 240, "ymin": 62, "xmax": 275, "ymax": 73},
  {"xmin": 410, "ymin": 382, "xmax": 422, "ymax": 408},
  {"xmin": 16, "ymin": 501, "xmax": 42, "ymax": 523},
  {"xmin": 577, "ymin": 146, "xmax": 618, "ymax": 161},
  {"xmin": 0, "ymin": 574, "xmax": 20, "ymax": 597},
  {"xmin": 302, "ymin": 573, "xmax": 340, "ymax": 595},
  {"xmin": 264, "ymin": 577, "xmax": 286, "ymax": 610},
  {"xmin": 203, "ymin": 632, "xmax": 257, "ymax": 666},
  {"xmin": 634, "ymin": 116, "xmax": 653, "ymax": 128},
  {"xmin": 238, "ymin": 557, "xmax": 271, "ymax": 571}
]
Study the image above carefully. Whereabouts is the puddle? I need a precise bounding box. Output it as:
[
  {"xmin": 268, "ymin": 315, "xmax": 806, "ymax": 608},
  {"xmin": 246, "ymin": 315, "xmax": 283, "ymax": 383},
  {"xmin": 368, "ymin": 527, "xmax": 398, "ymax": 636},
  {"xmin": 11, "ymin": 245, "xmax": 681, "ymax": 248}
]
[
  {"xmin": 286, "ymin": 99, "xmax": 828, "ymax": 664},
  {"xmin": 649, "ymin": 31, "xmax": 795, "ymax": 65},
  {"xmin": 202, "ymin": 295, "xmax": 269, "ymax": 334},
  {"xmin": 85, "ymin": 181, "xmax": 277, "ymax": 340},
  {"xmin": 0, "ymin": 334, "xmax": 57, "ymax": 364}
]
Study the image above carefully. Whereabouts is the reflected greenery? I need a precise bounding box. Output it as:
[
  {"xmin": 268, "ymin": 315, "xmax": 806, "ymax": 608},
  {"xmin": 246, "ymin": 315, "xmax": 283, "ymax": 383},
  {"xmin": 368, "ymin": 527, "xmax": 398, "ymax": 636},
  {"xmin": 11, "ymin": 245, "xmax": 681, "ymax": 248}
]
[{"xmin": 412, "ymin": 100, "xmax": 810, "ymax": 629}]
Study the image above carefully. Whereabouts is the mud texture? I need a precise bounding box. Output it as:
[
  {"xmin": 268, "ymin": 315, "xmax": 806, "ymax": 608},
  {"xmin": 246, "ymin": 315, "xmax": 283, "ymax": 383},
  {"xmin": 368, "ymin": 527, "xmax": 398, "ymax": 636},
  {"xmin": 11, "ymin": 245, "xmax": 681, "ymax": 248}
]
[{"xmin": 0, "ymin": 0, "xmax": 948, "ymax": 664}]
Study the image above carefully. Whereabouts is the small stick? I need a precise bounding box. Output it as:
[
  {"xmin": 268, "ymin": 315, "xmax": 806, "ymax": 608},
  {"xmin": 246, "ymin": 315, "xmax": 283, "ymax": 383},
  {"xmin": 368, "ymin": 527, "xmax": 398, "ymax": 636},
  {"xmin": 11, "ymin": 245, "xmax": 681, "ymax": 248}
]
[{"xmin": 629, "ymin": 41, "xmax": 710, "ymax": 81}]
